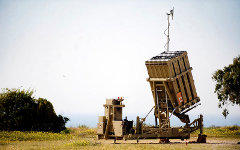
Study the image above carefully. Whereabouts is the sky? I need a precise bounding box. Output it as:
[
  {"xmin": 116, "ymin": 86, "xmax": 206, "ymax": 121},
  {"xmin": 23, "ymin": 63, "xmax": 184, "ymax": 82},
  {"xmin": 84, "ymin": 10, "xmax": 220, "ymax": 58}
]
[{"xmin": 0, "ymin": 0, "xmax": 239, "ymax": 127}]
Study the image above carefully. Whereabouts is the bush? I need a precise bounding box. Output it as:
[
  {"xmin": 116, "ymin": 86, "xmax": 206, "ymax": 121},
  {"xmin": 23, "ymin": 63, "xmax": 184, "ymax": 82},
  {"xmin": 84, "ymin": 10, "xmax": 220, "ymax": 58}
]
[
  {"xmin": 0, "ymin": 88, "xmax": 69, "ymax": 132},
  {"xmin": 60, "ymin": 128, "xmax": 71, "ymax": 134}
]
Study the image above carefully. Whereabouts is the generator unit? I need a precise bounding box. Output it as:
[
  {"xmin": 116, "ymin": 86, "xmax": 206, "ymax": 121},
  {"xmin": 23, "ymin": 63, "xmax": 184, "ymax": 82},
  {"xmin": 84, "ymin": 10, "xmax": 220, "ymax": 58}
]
[{"xmin": 97, "ymin": 98, "xmax": 134, "ymax": 139}]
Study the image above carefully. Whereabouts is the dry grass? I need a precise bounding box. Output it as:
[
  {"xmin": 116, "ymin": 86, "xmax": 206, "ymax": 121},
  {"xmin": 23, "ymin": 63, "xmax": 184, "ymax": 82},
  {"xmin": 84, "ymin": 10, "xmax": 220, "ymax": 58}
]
[
  {"xmin": 0, "ymin": 131, "xmax": 73, "ymax": 141},
  {"xmin": 0, "ymin": 125, "xmax": 240, "ymax": 149},
  {"xmin": 191, "ymin": 125, "xmax": 240, "ymax": 138}
]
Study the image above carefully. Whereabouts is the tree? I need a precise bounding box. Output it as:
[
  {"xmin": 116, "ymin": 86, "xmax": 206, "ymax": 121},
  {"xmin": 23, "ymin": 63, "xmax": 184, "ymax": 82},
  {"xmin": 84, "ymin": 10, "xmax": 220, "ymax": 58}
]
[
  {"xmin": 212, "ymin": 56, "xmax": 240, "ymax": 118},
  {"xmin": 0, "ymin": 88, "xmax": 69, "ymax": 132}
]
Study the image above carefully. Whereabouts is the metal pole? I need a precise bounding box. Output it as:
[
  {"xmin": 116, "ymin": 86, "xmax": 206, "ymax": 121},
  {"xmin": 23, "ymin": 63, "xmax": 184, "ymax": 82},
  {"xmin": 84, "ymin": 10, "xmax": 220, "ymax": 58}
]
[
  {"xmin": 167, "ymin": 14, "xmax": 170, "ymax": 51},
  {"xmin": 164, "ymin": 8, "xmax": 174, "ymax": 52},
  {"xmin": 153, "ymin": 81, "xmax": 158, "ymax": 127},
  {"xmin": 156, "ymin": 87, "xmax": 161, "ymax": 128},
  {"xmin": 165, "ymin": 84, "xmax": 169, "ymax": 127},
  {"xmin": 200, "ymin": 114, "xmax": 203, "ymax": 134}
]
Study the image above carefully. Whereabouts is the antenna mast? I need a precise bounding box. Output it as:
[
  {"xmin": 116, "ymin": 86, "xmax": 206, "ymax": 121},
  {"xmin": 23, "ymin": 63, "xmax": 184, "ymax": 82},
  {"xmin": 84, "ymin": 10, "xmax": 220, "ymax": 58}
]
[{"xmin": 164, "ymin": 8, "xmax": 174, "ymax": 52}]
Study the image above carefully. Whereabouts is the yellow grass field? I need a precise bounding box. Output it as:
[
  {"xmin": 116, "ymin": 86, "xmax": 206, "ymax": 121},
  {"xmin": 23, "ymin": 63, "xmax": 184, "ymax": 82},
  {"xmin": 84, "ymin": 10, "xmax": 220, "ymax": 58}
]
[{"xmin": 0, "ymin": 126, "xmax": 240, "ymax": 150}]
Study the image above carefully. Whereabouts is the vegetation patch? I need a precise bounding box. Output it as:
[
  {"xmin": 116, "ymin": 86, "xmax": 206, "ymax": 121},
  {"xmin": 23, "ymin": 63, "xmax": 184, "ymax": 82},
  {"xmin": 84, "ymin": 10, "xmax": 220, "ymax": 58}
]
[
  {"xmin": 70, "ymin": 125, "xmax": 97, "ymax": 138},
  {"xmin": 191, "ymin": 125, "xmax": 240, "ymax": 138},
  {"xmin": 0, "ymin": 88, "xmax": 69, "ymax": 132},
  {"xmin": 0, "ymin": 131, "xmax": 73, "ymax": 141},
  {"xmin": 65, "ymin": 139, "xmax": 99, "ymax": 147}
]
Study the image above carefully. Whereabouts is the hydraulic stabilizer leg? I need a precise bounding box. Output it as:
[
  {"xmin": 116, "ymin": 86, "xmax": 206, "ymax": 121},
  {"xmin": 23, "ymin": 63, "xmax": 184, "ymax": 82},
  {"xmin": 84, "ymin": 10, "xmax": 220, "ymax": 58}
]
[{"xmin": 197, "ymin": 114, "xmax": 207, "ymax": 143}]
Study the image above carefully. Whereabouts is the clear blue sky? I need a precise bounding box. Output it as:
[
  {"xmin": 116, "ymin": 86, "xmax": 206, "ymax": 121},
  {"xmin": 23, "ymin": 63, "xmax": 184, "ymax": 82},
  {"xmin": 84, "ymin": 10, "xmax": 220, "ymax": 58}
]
[{"xmin": 0, "ymin": 0, "xmax": 239, "ymax": 127}]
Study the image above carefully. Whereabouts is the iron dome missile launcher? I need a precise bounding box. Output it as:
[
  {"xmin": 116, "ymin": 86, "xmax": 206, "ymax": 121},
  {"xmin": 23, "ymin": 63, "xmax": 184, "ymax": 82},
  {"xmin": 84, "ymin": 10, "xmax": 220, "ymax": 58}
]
[
  {"xmin": 97, "ymin": 51, "xmax": 206, "ymax": 142},
  {"xmin": 97, "ymin": 8, "xmax": 206, "ymax": 142}
]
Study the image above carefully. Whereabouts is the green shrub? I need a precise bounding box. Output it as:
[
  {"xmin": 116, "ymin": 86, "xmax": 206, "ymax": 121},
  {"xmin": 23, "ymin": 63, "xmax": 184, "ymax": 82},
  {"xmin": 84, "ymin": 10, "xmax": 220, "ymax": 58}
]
[
  {"xmin": 0, "ymin": 88, "xmax": 69, "ymax": 132},
  {"xmin": 61, "ymin": 128, "xmax": 71, "ymax": 134}
]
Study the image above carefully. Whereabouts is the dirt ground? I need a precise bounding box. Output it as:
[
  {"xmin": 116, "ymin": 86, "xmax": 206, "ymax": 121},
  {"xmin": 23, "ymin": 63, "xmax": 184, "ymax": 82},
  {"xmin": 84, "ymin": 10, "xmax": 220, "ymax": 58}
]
[
  {"xmin": 99, "ymin": 137, "xmax": 240, "ymax": 145},
  {"xmin": 95, "ymin": 137, "xmax": 240, "ymax": 150},
  {"xmin": 1, "ymin": 137, "xmax": 240, "ymax": 150}
]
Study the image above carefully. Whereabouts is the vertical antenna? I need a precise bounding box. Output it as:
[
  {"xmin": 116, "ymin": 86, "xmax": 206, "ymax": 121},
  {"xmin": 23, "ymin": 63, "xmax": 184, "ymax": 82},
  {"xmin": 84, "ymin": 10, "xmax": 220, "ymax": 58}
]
[{"xmin": 164, "ymin": 8, "xmax": 174, "ymax": 52}]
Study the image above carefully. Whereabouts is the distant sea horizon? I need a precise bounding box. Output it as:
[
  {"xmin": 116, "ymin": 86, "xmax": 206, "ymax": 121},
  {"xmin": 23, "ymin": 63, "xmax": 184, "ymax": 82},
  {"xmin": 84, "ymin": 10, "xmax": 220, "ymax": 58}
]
[{"xmin": 64, "ymin": 113, "xmax": 240, "ymax": 128}]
